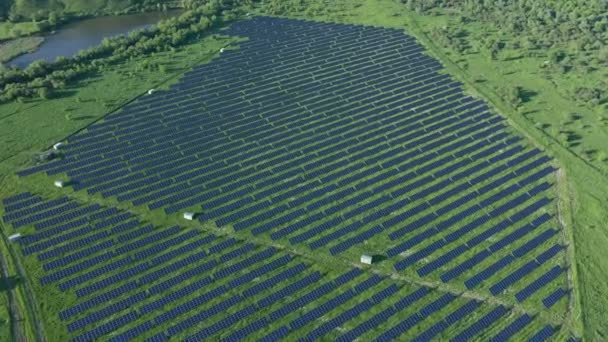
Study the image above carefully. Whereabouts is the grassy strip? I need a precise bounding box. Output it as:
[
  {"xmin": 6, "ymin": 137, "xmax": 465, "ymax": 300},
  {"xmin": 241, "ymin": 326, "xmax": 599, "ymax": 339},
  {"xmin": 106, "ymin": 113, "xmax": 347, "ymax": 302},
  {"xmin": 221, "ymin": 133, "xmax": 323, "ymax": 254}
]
[
  {"xmin": 0, "ymin": 235, "xmax": 22, "ymax": 342},
  {"xmin": 0, "ymin": 22, "xmax": 41, "ymax": 41},
  {"xmin": 0, "ymin": 2, "xmax": 596, "ymax": 340},
  {"xmin": 0, "ymin": 223, "xmax": 45, "ymax": 342}
]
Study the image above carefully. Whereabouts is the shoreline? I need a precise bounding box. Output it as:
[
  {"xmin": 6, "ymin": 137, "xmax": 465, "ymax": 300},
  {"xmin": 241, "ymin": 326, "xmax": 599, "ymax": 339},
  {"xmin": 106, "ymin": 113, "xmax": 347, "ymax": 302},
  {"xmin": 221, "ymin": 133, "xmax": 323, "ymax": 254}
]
[{"xmin": 0, "ymin": 36, "xmax": 45, "ymax": 65}]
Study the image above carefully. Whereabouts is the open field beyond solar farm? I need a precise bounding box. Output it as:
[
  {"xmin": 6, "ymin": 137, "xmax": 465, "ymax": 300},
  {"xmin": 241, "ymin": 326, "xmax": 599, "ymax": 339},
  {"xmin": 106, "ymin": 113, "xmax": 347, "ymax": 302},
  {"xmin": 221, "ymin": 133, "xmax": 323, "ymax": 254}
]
[{"xmin": 0, "ymin": 0, "xmax": 605, "ymax": 341}]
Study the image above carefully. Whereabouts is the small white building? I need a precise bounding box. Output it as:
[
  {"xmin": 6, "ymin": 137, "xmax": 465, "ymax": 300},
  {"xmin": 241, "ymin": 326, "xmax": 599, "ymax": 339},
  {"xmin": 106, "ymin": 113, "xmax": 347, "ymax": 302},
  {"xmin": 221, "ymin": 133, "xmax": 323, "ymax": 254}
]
[
  {"xmin": 8, "ymin": 233, "xmax": 22, "ymax": 242},
  {"xmin": 183, "ymin": 212, "xmax": 196, "ymax": 221},
  {"xmin": 360, "ymin": 254, "xmax": 373, "ymax": 265},
  {"xmin": 53, "ymin": 142, "xmax": 64, "ymax": 151},
  {"xmin": 54, "ymin": 180, "xmax": 66, "ymax": 188}
]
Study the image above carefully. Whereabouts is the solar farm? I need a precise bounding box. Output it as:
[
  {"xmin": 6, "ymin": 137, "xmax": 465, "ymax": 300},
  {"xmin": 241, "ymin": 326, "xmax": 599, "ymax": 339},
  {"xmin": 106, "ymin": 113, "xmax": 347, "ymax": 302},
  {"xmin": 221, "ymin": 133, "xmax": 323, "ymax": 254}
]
[{"xmin": 0, "ymin": 16, "xmax": 578, "ymax": 341}]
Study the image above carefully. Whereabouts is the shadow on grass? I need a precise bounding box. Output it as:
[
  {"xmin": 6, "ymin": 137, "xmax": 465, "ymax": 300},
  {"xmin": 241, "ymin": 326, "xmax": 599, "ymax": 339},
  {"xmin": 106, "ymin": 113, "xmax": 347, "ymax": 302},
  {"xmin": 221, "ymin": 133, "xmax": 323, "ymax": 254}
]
[
  {"xmin": 503, "ymin": 55, "xmax": 524, "ymax": 62},
  {"xmin": 520, "ymin": 110, "xmax": 538, "ymax": 116},
  {"xmin": 70, "ymin": 115, "xmax": 97, "ymax": 121},
  {"xmin": 520, "ymin": 88, "xmax": 538, "ymax": 103},
  {"xmin": 0, "ymin": 276, "xmax": 20, "ymax": 293},
  {"xmin": 371, "ymin": 255, "xmax": 388, "ymax": 264},
  {"xmin": 51, "ymin": 90, "xmax": 79, "ymax": 100}
]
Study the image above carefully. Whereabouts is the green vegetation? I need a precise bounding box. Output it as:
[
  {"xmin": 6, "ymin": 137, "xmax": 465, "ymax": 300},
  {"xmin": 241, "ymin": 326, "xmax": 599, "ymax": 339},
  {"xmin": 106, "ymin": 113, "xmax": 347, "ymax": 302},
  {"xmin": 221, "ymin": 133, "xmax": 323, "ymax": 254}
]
[
  {"xmin": 0, "ymin": 21, "xmax": 42, "ymax": 40},
  {"xmin": 402, "ymin": 1, "xmax": 608, "ymax": 175},
  {"xmin": 0, "ymin": 263, "xmax": 13, "ymax": 342},
  {"xmin": 0, "ymin": 1, "xmax": 220, "ymax": 45}
]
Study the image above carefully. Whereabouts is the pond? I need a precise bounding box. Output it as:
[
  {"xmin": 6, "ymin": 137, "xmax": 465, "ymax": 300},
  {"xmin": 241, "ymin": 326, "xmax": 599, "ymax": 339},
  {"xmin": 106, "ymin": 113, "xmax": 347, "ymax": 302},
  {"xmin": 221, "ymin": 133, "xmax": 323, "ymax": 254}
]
[{"xmin": 8, "ymin": 10, "xmax": 182, "ymax": 68}]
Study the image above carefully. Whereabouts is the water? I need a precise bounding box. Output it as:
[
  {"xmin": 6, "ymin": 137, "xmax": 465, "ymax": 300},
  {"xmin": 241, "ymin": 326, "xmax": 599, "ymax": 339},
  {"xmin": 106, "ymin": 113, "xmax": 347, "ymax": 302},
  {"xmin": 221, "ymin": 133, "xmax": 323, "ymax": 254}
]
[{"xmin": 9, "ymin": 10, "xmax": 182, "ymax": 68}]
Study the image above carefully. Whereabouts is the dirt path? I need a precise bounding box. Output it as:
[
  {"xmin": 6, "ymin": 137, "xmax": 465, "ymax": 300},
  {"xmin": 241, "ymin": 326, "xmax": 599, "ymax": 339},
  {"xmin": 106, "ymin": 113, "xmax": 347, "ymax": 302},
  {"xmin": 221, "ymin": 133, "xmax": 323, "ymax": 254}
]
[
  {"xmin": 0, "ymin": 224, "xmax": 46, "ymax": 342},
  {"xmin": 0, "ymin": 244, "xmax": 26, "ymax": 342}
]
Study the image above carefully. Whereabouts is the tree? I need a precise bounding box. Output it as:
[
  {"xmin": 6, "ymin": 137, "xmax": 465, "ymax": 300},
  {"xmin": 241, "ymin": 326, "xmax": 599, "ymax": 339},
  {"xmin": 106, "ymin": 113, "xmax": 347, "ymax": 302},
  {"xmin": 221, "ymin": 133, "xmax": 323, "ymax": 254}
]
[
  {"xmin": 503, "ymin": 85, "xmax": 524, "ymax": 108},
  {"xmin": 48, "ymin": 11, "xmax": 59, "ymax": 26},
  {"xmin": 549, "ymin": 49, "xmax": 566, "ymax": 63},
  {"xmin": 37, "ymin": 87, "xmax": 50, "ymax": 99}
]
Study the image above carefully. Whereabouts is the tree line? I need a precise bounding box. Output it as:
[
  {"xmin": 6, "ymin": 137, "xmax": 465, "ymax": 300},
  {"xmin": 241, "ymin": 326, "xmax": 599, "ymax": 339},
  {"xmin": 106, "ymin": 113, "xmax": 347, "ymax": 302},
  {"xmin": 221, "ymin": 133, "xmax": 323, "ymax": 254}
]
[{"xmin": 1, "ymin": 1, "xmax": 181, "ymax": 21}]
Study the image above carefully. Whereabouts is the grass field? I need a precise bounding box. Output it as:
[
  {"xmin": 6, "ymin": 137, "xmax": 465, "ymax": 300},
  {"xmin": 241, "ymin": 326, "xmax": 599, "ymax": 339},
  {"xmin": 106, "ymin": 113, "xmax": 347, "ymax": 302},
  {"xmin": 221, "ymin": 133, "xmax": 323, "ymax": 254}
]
[
  {"xmin": 0, "ymin": 255, "xmax": 14, "ymax": 342},
  {"xmin": 0, "ymin": 22, "xmax": 42, "ymax": 40},
  {"xmin": 0, "ymin": 0, "xmax": 604, "ymax": 340}
]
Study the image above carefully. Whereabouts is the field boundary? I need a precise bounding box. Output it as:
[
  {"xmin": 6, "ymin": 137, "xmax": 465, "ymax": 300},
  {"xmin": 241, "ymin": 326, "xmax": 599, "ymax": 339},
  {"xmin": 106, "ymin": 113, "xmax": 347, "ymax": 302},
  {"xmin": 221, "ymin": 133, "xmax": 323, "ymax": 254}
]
[
  {"xmin": 0, "ymin": 236, "xmax": 25, "ymax": 342},
  {"xmin": 0, "ymin": 220, "xmax": 45, "ymax": 342},
  {"xmin": 555, "ymin": 168, "xmax": 583, "ymax": 332}
]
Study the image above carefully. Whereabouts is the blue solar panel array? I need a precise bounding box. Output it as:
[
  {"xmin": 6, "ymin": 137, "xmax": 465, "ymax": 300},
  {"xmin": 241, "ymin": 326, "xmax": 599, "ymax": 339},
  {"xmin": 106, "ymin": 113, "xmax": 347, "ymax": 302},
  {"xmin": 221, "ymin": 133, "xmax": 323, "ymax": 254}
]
[
  {"xmin": 543, "ymin": 288, "xmax": 568, "ymax": 308},
  {"xmin": 0, "ymin": 190, "xmax": 573, "ymax": 340},
  {"xmin": 515, "ymin": 265, "xmax": 564, "ymax": 302},
  {"xmin": 10, "ymin": 14, "xmax": 558, "ymax": 273},
  {"xmin": 1, "ymin": 15, "xmax": 573, "ymax": 342},
  {"xmin": 491, "ymin": 314, "xmax": 534, "ymax": 342}
]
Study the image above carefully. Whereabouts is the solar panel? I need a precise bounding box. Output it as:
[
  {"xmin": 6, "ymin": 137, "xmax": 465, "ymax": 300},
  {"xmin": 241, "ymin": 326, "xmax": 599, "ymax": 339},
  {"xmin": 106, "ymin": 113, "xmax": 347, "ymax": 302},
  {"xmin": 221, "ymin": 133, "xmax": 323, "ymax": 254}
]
[
  {"xmin": 451, "ymin": 306, "xmax": 508, "ymax": 342},
  {"xmin": 529, "ymin": 325, "xmax": 556, "ymax": 342},
  {"xmin": 515, "ymin": 266, "xmax": 563, "ymax": 302},
  {"xmin": 413, "ymin": 300, "xmax": 479, "ymax": 342},
  {"xmin": 490, "ymin": 314, "xmax": 534, "ymax": 342},
  {"xmin": 542, "ymin": 288, "xmax": 568, "ymax": 308},
  {"xmin": 6, "ymin": 16, "xmax": 562, "ymax": 341},
  {"xmin": 2, "ymin": 192, "xmax": 33, "ymax": 205}
]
